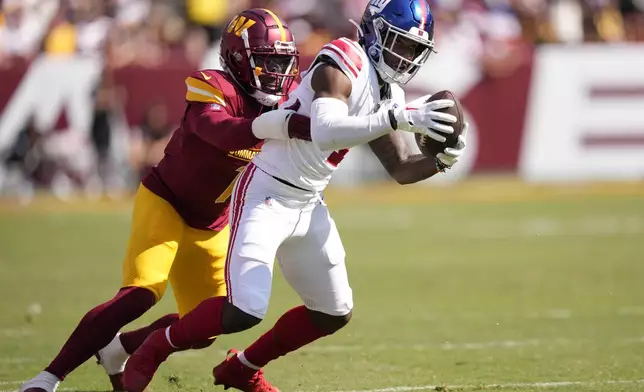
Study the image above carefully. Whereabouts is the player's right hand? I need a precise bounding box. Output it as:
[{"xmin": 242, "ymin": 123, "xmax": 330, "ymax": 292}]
[{"xmin": 387, "ymin": 99, "xmax": 457, "ymax": 143}]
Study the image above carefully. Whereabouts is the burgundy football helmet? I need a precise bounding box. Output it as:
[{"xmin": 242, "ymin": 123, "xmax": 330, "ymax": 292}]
[{"xmin": 220, "ymin": 8, "xmax": 299, "ymax": 106}]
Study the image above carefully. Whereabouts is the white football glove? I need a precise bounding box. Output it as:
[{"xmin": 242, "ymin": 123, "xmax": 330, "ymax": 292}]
[
  {"xmin": 436, "ymin": 122, "xmax": 468, "ymax": 171},
  {"xmin": 383, "ymin": 94, "xmax": 458, "ymax": 143}
]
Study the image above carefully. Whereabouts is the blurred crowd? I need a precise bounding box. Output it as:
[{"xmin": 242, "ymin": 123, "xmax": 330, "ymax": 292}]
[
  {"xmin": 0, "ymin": 0, "xmax": 642, "ymax": 201},
  {"xmin": 0, "ymin": 0, "xmax": 642, "ymax": 65},
  {"xmin": 0, "ymin": 0, "xmax": 233, "ymax": 68}
]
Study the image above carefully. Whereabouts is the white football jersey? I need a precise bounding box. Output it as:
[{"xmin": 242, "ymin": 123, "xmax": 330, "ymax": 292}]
[{"xmin": 252, "ymin": 37, "xmax": 405, "ymax": 193}]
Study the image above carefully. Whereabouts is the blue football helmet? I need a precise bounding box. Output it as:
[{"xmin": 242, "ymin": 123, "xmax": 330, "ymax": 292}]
[{"xmin": 359, "ymin": 0, "xmax": 435, "ymax": 85}]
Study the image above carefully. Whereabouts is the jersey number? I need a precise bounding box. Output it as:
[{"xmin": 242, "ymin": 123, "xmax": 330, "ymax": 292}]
[
  {"xmin": 215, "ymin": 166, "xmax": 245, "ymax": 203},
  {"xmin": 327, "ymin": 149, "xmax": 349, "ymax": 167}
]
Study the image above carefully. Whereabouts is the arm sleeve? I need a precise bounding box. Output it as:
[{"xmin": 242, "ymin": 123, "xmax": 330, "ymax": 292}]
[
  {"xmin": 183, "ymin": 103, "xmax": 261, "ymax": 151},
  {"xmin": 310, "ymin": 97, "xmax": 394, "ymax": 152},
  {"xmin": 250, "ymin": 109, "xmax": 312, "ymax": 141}
]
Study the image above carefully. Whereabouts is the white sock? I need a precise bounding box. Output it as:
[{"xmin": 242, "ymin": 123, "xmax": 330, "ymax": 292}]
[
  {"xmin": 237, "ymin": 351, "xmax": 261, "ymax": 370},
  {"xmin": 165, "ymin": 326, "xmax": 178, "ymax": 348},
  {"xmin": 19, "ymin": 371, "xmax": 61, "ymax": 392},
  {"xmin": 97, "ymin": 333, "xmax": 129, "ymax": 375}
]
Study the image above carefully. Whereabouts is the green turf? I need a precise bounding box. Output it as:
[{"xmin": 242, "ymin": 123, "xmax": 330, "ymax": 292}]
[{"xmin": 1, "ymin": 183, "xmax": 643, "ymax": 392}]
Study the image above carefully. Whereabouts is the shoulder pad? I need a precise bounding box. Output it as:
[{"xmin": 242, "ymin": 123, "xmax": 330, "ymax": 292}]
[
  {"xmin": 317, "ymin": 38, "xmax": 364, "ymax": 81},
  {"xmin": 185, "ymin": 70, "xmax": 227, "ymax": 106}
]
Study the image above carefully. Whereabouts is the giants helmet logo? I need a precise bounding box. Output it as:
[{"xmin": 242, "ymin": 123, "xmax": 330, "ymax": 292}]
[{"xmin": 369, "ymin": 0, "xmax": 392, "ymax": 12}]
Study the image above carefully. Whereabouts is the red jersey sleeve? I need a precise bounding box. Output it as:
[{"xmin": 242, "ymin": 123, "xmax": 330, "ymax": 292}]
[
  {"xmin": 183, "ymin": 103, "xmax": 261, "ymax": 151},
  {"xmin": 183, "ymin": 70, "xmax": 261, "ymax": 151},
  {"xmin": 317, "ymin": 38, "xmax": 364, "ymax": 83}
]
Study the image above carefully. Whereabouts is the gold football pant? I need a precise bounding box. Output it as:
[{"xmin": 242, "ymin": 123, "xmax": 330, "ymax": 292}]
[{"xmin": 121, "ymin": 185, "xmax": 229, "ymax": 316}]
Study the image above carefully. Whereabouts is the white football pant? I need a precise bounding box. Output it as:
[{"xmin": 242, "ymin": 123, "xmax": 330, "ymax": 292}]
[{"xmin": 225, "ymin": 163, "xmax": 353, "ymax": 319}]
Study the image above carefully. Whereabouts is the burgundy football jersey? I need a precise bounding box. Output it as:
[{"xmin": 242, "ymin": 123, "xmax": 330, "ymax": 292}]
[{"xmin": 143, "ymin": 69, "xmax": 296, "ymax": 231}]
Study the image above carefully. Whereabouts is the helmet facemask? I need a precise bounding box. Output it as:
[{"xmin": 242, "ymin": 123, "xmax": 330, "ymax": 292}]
[
  {"xmin": 368, "ymin": 17, "xmax": 434, "ymax": 85},
  {"xmin": 242, "ymin": 31, "xmax": 298, "ymax": 106}
]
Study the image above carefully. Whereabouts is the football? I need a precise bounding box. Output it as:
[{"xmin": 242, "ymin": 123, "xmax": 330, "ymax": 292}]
[{"xmin": 414, "ymin": 90, "xmax": 465, "ymax": 157}]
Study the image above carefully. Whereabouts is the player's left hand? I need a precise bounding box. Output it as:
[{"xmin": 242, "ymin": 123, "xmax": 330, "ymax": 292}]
[
  {"xmin": 380, "ymin": 95, "xmax": 457, "ymax": 142},
  {"xmin": 436, "ymin": 122, "xmax": 468, "ymax": 170}
]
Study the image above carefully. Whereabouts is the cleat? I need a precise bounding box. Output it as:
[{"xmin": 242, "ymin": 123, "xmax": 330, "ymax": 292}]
[
  {"xmin": 107, "ymin": 373, "xmax": 125, "ymax": 392},
  {"xmin": 122, "ymin": 329, "xmax": 177, "ymax": 392},
  {"xmin": 95, "ymin": 353, "xmax": 124, "ymax": 391},
  {"xmin": 94, "ymin": 353, "xmax": 124, "ymax": 391},
  {"xmin": 213, "ymin": 349, "xmax": 279, "ymax": 392}
]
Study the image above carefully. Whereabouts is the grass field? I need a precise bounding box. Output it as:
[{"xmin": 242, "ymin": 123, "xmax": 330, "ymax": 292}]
[{"xmin": 1, "ymin": 179, "xmax": 643, "ymax": 392}]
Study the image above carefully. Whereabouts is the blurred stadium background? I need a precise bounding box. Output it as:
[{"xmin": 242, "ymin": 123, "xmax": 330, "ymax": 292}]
[{"xmin": 0, "ymin": 0, "xmax": 643, "ymax": 391}]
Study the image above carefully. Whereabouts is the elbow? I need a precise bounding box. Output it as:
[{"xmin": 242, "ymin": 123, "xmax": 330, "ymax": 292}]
[
  {"xmin": 394, "ymin": 176, "xmax": 415, "ymax": 185},
  {"xmin": 387, "ymin": 164, "xmax": 427, "ymax": 185},
  {"xmin": 224, "ymin": 138, "xmax": 259, "ymax": 151},
  {"xmin": 391, "ymin": 170, "xmax": 417, "ymax": 185},
  {"xmin": 382, "ymin": 163, "xmax": 411, "ymax": 185},
  {"xmin": 202, "ymin": 134, "xmax": 240, "ymax": 151},
  {"xmin": 394, "ymin": 170, "xmax": 439, "ymax": 185},
  {"xmin": 214, "ymin": 127, "xmax": 261, "ymax": 151}
]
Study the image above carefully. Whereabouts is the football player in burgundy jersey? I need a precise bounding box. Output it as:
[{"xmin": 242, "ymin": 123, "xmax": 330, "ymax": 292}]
[{"xmin": 19, "ymin": 8, "xmax": 309, "ymax": 392}]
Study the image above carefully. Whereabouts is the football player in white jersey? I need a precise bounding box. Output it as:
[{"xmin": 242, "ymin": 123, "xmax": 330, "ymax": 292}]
[{"xmin": 122, "ymin": 1, "xmax": 467, "ymax": 391}]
